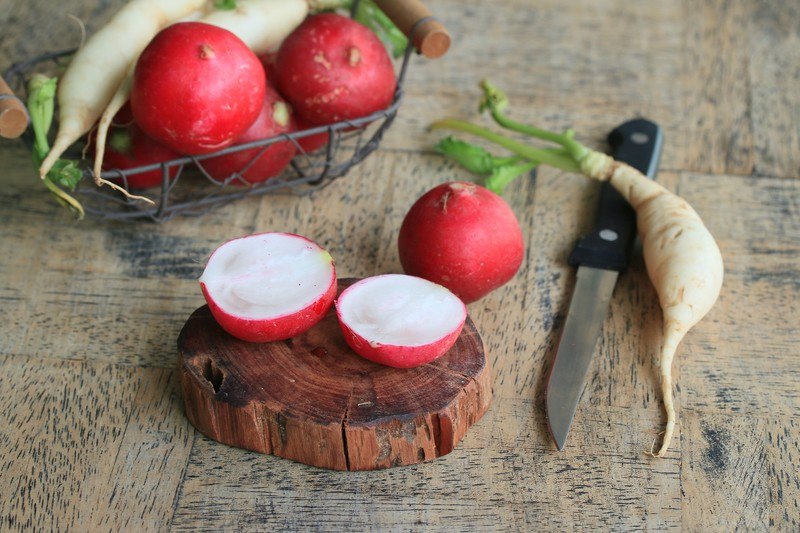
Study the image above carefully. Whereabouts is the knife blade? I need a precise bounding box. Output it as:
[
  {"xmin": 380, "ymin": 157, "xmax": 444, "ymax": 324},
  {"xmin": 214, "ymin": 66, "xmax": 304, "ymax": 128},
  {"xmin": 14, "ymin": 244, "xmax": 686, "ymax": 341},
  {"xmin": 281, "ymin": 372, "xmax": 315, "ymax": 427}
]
[{"xmin": 545, "ymin": 118, "xmax": 664, "ymax": 451}]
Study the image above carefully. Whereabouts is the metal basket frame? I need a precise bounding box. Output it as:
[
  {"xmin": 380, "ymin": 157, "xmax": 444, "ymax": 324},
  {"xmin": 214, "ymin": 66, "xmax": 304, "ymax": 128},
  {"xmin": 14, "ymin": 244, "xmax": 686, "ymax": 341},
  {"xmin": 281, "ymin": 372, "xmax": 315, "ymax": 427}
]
[{"xmin": 5, "ymin": 7, "xmax": 427, "ymax": 222}]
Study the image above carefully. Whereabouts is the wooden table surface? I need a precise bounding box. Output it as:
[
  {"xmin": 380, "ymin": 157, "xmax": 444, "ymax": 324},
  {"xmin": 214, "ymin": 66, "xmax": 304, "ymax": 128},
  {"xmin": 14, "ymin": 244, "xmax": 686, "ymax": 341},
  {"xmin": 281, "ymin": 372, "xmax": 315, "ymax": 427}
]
[{"xmin": 1, "ymin": 0, "xmax": 798, "ymax": 530}]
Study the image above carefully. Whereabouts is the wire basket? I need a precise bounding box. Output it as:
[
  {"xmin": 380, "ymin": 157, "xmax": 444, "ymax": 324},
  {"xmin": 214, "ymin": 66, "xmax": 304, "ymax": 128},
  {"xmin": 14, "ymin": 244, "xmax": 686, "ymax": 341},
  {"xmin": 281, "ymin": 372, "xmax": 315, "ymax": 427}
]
[{"xmin": 3, "ymin": 0, "xmax": 449, "ymax": 223}]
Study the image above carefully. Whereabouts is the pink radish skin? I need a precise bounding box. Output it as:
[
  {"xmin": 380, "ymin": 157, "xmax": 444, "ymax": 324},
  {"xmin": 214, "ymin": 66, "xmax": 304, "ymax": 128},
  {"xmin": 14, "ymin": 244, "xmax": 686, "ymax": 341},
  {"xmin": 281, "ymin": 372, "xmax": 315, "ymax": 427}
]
[
  {"xmin": 275, "ymin": 13, "xmax": 396, "ymax": 126},
  {"xmin": 200, "ymin": 233, "xmax": 336, "ymax": 343},
  {"xmin": 337, "ymin": 319, "xmax": 464, "ymax": 369},
  {"xmin": 335, "ymin": 275, "xmax": 467, "ymax": 369},
  {"xmin": 398, "ymin": 182, "xmax": 525, "ymax": 303}
]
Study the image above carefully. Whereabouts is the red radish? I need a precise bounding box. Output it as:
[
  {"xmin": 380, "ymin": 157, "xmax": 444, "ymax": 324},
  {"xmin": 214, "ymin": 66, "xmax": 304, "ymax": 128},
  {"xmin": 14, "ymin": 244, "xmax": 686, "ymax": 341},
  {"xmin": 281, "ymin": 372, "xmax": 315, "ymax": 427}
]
[
  {"xmin": 294, "ymin": 116, "xmax": 330, "ymax": 154},
  {"xmin": 201, "ymin": 85, "xmax": 297, "ymax": 184},
  {"xmin": 258, "ymin": 51, "xmax": 278, "ymax": 81},
  {"xmin": 335, "ymin": 274, "xmax": 467, "ymax": 369},
  {"xmin": 199, "ymin": 233, "xmax": 336, "ymax": 343},
  {"xmin": 398, "ymin": 182, "xmax": 525, "ymax": 303},
  {"xmin": 131, "ymin": 22, "xmax": 266, "ymax": 155},
  {"xmin": 275, "ymin": 13, "xmax": 396, "ymax": 126}
]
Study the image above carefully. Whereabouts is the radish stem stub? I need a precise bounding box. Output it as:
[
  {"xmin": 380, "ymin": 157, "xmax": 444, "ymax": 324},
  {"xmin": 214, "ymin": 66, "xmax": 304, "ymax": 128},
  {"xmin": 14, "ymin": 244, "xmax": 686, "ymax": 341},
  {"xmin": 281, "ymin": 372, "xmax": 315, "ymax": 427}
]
[
  {"xmin": 336, "ymin": 274, "xmax": 467, "ymax": 368},
  {"xmin": 199, "ymin": 233, "xmax": 336, "ymax": 343}
]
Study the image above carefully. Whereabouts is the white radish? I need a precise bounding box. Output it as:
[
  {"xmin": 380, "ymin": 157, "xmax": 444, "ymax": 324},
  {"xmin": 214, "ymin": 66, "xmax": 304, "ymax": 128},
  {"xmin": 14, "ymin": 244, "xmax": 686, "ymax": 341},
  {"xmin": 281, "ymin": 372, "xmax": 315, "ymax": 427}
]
[
  {"xmin": 39, "ymin": 0, "xmax": 206, "ymax": 180},
  {"xmin": 200, "ymin": 0, "xmax": 308, "ymax": 55},
  {"xmin": 580, "ymin": 151, "xmax": 724, "ymax": 456},
  {"xmin": 92, "ymin": 0, "xmax": 309, "ymax": 179}
]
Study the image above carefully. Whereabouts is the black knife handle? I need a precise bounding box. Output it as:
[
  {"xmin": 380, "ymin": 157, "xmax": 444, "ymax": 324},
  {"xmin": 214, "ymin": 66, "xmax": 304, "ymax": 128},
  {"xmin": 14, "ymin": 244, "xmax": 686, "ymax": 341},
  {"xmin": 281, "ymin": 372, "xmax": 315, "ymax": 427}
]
[{"xmin": 567, "ymin": 118, "xmax": 664, "ymax": 272}]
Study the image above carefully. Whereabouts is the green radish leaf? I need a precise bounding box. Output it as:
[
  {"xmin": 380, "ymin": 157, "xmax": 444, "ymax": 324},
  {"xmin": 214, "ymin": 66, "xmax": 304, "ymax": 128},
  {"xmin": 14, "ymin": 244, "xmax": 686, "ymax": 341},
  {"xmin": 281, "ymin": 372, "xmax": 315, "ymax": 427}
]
[
  {"xmin": 435, "ymin": 137, "xmax": 498, "ymax": 174},
  {"xmin": 485, "ymin": 161, "xmax": 538, "ymax": 195},
  {"xmin": 50, "ymin": 160, "xmax": 84, "ymax": 192},
  {"xmin": 436, "ymin": 136, "xmax": 525, "ymax": 174}
]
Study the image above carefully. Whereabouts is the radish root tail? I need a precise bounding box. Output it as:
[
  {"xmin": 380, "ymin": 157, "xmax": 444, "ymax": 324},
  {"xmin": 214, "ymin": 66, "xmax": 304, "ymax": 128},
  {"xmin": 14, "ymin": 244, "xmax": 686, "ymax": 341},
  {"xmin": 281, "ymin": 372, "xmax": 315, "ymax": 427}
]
[
  {"xmin": 654, "ymin": 324, "xmax": 682, "ymax": 457},
  {"xmin": 94, "ymin": 176, "xmax": 155, "ymax": 204},
  {"xmin": 93, "ymin": 66, "xmax": 134, "ymax": 182}
]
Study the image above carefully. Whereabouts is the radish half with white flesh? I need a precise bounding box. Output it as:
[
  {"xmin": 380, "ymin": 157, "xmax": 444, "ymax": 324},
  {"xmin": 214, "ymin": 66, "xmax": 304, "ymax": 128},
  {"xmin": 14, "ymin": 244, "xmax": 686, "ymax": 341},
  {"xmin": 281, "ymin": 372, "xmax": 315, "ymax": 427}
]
[
  {"xmin": 335, "ymin": 275, "xmax": 467, "ymax": 368},
  {"xmin": 199, "ymin": 233, "xmax": 336, "ymax": 343}
]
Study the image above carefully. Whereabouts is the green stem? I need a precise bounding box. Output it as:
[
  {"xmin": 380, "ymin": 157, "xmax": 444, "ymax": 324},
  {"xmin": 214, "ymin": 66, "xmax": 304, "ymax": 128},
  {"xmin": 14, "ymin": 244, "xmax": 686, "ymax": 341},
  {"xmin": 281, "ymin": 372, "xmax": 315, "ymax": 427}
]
[
  {"xmin": 213, "ymin": 0, "xmax": 236, "ymax": 10},
  {"xmin": 307, "ymin": 0, "xmax": 356, "ymax": 12},
  {"xmin": 495, "ymin": 155, "xmax": 525, "ymax": 166},
  {"xmin": 28, "ymin": 75, "xmax": 56, "ymax": 163},
  {"xmin": 430, "ymin": 119, "xmax": 581, "ymax": 173},
  {"xmin": 27, "ymin": 75, "xmax": 84, "ymax": 219},
  {"xmin": 479, "ymin": 80, "xmax": 588, "ymax": 161}
]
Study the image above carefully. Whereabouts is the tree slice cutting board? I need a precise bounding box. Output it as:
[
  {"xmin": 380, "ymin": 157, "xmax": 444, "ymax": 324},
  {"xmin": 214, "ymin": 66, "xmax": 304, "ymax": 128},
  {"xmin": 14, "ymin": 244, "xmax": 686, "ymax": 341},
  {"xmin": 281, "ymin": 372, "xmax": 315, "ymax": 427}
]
[{"xmin": 178, "ymin": 279, "xmax": 492, "ymax": 471}]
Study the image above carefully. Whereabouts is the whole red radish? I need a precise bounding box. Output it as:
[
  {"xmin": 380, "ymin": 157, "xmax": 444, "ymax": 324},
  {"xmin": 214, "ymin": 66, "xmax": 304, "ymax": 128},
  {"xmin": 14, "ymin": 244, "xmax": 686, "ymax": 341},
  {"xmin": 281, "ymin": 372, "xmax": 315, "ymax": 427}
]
[
  {"xmin": 398, "ymin": 182, "xmax": 525, "ymax": 303},
  {"xmin": 275, "ymin": 13, "xmax": 396, "ymax": 126},
  {"xmin": 335, "ymin": 274, "xmax": 466, "ymax": 369},
  {"xmin": 131, "ymin": 22, "xmax": 266, "ymax": 155},
  {"xmin": 200, "ymin": 233, "xmax": 337, "ymax": 343},
  {"xmin": 201, "ymin": 85, "xmax": 297, "ymax": 184}
]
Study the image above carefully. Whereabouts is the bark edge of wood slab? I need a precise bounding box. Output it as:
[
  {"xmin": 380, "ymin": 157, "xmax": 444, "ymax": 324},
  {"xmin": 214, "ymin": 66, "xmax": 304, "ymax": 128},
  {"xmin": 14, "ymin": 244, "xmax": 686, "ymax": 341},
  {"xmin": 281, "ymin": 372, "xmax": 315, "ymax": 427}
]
[{"xmin": 177, "ymin": 278, "xmax": 492, "ymax": 471}]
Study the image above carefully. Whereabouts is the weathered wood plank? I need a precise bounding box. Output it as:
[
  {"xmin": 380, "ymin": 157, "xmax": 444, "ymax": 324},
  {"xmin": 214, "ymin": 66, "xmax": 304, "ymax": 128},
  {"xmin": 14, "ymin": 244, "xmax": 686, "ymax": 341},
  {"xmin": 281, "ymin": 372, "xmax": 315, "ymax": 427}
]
[
  {"xmin": 767, "ymin": 417, "xmax": 800, "ymax": 529},
  {"xmin": 681, "ymin": 410, "xmax": 769, "ymax": 530},
  {"xmin": 172, "ymin": 400, "xmax": 681, "ymax": 532},
  {"xmin": 0, "ymin": 356, "xmax": 193, "ymax": 531},
  {"xmin": 672, "ymin": 174, "xmax": 800, "ymax": 419},
  {"xmin": 747, "ymin": 0, "xmax": 800, "ymax": 178},
  {"xmin": 0, "ymin": 0, "xmax": 126, "ymax": 69},
  {"xmin": 679, "ymin": 0, "xmax": 756, "ymax": 176}
]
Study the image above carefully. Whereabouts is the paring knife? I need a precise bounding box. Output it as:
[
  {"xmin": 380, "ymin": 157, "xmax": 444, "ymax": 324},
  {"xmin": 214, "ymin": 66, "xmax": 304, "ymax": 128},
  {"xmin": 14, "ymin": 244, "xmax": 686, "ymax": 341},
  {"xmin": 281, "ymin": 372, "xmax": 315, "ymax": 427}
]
[{"xmin": 545, "ymin": 118, "xmax": 664, "ymax": 451}]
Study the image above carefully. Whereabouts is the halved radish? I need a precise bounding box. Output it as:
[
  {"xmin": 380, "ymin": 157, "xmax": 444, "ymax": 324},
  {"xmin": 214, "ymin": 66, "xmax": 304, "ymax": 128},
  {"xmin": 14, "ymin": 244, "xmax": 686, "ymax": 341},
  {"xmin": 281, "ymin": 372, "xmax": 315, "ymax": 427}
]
[
  {"xmin": 199, "ymin": 233, "xmax": 336, "ymax": 343},
  {"xmin": 335, "ymin": 274, "xmax": 467, "ymax": 368}
]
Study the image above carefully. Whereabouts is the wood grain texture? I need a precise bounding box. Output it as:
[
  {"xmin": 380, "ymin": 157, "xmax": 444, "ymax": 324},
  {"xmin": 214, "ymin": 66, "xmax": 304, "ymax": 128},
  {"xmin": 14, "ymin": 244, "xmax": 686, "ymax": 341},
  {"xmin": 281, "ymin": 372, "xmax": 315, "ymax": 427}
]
[
  {"xmin": 178, "ymin": 282, "xmax": 491, "ymax": 471},
  {"xmin": 0, "ymin": 0, "xmax": 798, "ymax": 529},
  {"xmin": 0, "ymin": 356, "xmax": 193, "ymax": 531},
  {"xmin": 171, "ymin": 401, "xmax": 682, "ymax": 532}
]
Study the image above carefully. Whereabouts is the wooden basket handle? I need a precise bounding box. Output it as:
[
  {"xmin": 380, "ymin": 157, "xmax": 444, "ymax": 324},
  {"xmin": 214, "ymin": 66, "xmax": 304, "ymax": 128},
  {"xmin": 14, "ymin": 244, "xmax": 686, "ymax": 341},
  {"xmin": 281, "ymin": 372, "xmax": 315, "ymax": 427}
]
[
  {"xmin": 0, "ymin": 74, "xmax": 29, "ymax": 139},
  {"xmin": 371, "ymin": 0, "xmax": 450, "ymax": 59}
]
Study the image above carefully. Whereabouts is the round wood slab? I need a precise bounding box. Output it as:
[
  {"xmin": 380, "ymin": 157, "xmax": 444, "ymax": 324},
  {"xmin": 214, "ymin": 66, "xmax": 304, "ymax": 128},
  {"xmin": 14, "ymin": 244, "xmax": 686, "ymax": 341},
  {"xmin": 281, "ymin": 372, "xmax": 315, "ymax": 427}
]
[{"xmin": 178, "ymin": 279, "xmax": 492, "ymax": 471}]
